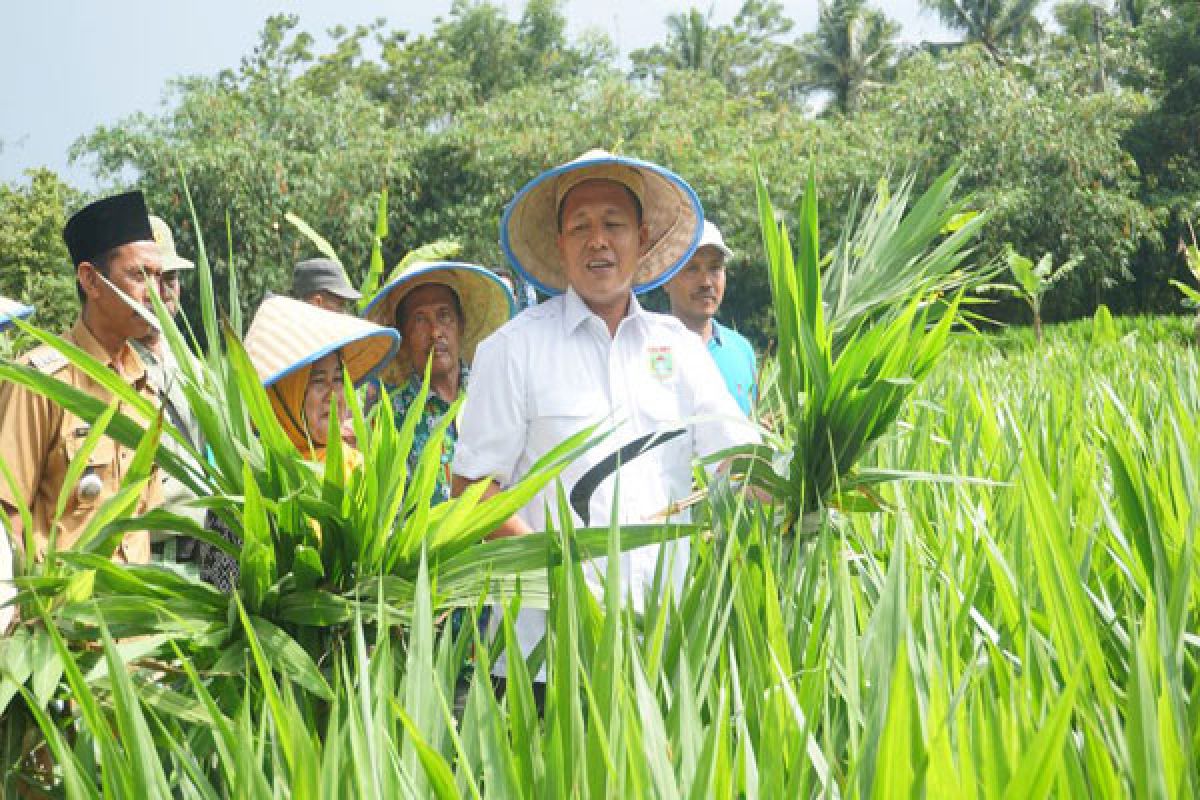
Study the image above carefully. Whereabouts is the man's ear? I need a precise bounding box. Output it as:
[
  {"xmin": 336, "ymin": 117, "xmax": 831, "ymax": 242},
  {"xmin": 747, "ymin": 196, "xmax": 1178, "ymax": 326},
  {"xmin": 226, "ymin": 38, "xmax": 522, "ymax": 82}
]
[
  {"xmin": 77, "ymin": 261, "xmax": 101, "ymax": 301},
  {"xmin": 638, "ymin": 222, "xmax": 650, "ymax": 255}
]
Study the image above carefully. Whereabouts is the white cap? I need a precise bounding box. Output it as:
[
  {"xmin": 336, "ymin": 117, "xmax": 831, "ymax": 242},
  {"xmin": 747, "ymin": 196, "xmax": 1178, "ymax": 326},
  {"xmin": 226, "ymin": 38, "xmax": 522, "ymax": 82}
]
[{"xmin": 697, "ymin": 219, "xmax": 733, "ymax": 260}]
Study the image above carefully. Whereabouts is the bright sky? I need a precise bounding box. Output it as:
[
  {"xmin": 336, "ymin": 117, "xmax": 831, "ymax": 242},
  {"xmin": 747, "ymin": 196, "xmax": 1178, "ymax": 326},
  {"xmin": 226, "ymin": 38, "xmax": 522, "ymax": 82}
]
[{"xmin": 0, "ymin": 1, "xmax": 951, "ymax": 188}]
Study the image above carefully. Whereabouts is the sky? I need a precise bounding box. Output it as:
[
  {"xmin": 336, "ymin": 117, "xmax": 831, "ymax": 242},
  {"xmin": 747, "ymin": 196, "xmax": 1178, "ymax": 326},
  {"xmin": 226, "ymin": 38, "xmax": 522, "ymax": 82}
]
[{"xmin": 0, "ymin": 1, "xmax": 952, "ymax": 189}]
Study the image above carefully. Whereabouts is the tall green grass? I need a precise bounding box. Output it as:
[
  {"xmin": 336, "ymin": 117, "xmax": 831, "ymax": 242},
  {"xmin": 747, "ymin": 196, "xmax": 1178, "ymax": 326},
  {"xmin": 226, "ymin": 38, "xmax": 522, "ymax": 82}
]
[{"xmin": 1, "ymin": 172, "xmax": 1195, "ymax": 797}]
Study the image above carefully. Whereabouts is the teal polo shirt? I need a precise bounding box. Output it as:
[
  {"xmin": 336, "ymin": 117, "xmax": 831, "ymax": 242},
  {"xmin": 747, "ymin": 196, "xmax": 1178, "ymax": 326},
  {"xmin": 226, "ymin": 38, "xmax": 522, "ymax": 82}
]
[{"xmin": 708, "ymin": 319, "xmax": 757, "ymax": 416}]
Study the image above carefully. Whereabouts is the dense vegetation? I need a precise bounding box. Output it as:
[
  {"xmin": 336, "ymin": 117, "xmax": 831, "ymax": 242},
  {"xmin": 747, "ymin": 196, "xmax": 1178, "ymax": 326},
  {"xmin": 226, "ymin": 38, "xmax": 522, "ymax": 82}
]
[
  {"xmin": 2, "ymin": 227, "xmax": 1195, "ymax": 795},
  {"xmin": 2, "ymin": 0, "xmax": 1198, "ymax": 345},
  {"xmin": 0, "ymin": 3, "xmax": 1197, "ymax": 794},
  {"xmin": 1, "ymin": 151, "xmax": 1197, "ymax": 796}
]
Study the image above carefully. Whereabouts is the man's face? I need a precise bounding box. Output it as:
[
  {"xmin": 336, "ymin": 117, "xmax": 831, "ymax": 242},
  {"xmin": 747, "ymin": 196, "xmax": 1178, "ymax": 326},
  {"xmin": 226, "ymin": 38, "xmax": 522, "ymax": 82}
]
[
  {"xmin": 398, "ymin": 284, "xmax": 464, "ymax": 381},
  {"xmin": 160, "ymin": 271, "xmax": 181, "ymax": 316},
  {"xmin": 79, "ymin": 240, "xmax": 163, "ymax": 340},
  {"xmin": 665, "ymin": 246, "xmax": 726, "ymax": 325},
  {"xmin": 556, "ymin": 180, "xmax": 648, "ymax": 312},
  {"xmin": 305, "ymin": 291, "xmax": 353, "ymax": 315},
  {"xmin": 304, "ymin": 352, "xmax": 348, "ymax": 448}
]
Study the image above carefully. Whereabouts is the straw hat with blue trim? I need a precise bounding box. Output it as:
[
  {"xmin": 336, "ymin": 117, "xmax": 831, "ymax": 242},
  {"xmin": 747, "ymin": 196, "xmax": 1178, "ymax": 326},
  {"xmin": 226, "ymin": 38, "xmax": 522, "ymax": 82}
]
[
  {"xmin": 500, "ymin": 148, "xmax": 704, "ymax": 296},
  {"xmin": 0, "ymin": 295, "xmax": 34, "ymax": 332},
  {"xmin": 363, "ymin": 261, "xmax": 515, "ymax": 386},
  {"xmin": 244, "ymin": 294, "xmax": 399, "ymax": 390}
]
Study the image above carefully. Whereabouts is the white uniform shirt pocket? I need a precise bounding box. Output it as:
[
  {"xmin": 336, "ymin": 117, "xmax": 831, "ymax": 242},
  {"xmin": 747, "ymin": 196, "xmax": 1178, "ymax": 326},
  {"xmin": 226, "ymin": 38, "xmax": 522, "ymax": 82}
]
[{"xmin": 529, "ymin": 386, "xmax": 609, "ymax": 458}]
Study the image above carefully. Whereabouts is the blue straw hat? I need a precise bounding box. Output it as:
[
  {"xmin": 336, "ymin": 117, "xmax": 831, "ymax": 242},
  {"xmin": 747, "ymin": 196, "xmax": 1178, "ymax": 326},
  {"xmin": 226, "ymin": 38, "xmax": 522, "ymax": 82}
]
[
  {"xmin": 499, "ymin": 148, "xmax": 704, "ymax": 296},
  {"xmin": 363, "ymin": 261, "xmax": 515, "ymax": 386}
]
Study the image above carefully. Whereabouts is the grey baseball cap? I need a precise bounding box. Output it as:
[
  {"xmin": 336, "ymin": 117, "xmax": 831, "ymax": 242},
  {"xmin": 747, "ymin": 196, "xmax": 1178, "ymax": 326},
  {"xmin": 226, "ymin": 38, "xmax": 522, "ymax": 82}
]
[{"xmin": 291, "ymin": 258, "xmax": 362, "ymax": 301}]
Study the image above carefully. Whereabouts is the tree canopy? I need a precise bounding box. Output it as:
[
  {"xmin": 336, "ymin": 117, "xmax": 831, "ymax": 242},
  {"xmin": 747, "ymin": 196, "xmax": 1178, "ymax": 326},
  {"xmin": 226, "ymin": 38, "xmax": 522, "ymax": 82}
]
[{"xmin": 4, "ymin": 0, "xmax": 1196, "ymax": 341}]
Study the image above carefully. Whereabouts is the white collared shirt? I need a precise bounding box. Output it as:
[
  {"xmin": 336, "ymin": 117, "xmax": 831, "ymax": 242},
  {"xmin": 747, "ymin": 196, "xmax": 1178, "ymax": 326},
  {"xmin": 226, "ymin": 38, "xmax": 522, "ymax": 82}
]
[{"xmin": 454, "ymin": 287, "xmax": 757, "ymax": 674}]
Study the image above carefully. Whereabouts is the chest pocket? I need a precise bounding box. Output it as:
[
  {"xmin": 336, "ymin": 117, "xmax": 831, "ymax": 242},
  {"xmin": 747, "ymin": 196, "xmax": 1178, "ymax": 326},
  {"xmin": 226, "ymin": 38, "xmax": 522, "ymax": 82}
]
[
  {"xmin": 61, "ymin": 430, "xmax": 118, "ymax": 512},
  {"xmin": 531, "ymin": 388, "xmax": 609, "ymax": 443}
]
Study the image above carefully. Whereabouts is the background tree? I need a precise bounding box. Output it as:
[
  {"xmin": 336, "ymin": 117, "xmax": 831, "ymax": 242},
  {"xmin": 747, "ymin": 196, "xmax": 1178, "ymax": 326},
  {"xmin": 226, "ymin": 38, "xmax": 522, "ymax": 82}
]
[
  {"xmin": 630, "ymin": 8, "xmax": 729, "ymax": 83},
  {"xmin": 797, "ymin": 0, "xmax": 900, "ymax": 113},
  {"xmin": 71, "ymin": 17, "xmax": 416, "ymax": 326},
  {"xmin": 920, "ymin": 0, "xmax": 1044, "ymax": 60},
  {"xmin": 0, "ymin": 169, "xmax": 81, "ymax": 341},
  {"xmin": 629, "ymin": 1, "xmax": 798, "ymax": 99},
  {"xmin": 1122, "ymin": 0, "xmax": 1200, "ymax": 309},
  {"xmin": 25, "ymin": 0, "xmax": 1192, "ymax": 348},
  {"xmin": 844, "ymin": 48, "xmax": 1156, "ymax": 317}
]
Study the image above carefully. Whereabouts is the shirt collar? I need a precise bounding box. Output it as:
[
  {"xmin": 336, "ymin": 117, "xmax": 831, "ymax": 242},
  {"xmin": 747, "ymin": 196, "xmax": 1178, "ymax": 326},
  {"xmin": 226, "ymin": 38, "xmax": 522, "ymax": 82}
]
[
  {"xmin": 562, "ymin": 286, "xmax": 644, "ymax": 335},
  {"xmin": 709, "ymin": 318, "xmax": 725, "ymax": 346}
]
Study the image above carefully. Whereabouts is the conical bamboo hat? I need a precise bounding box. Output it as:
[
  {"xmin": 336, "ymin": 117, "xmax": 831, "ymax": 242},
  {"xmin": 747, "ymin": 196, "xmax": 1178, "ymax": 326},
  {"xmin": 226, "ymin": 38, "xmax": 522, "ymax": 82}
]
[
  {"xmin": 244, "ymin": 294, "xmax": 399, "ymax": 388},
  {"xmin": 363, "ymin": 261, "xmax": 514, "ymax": 386},
  {"xmin": 500, "ymin": 149, "xmax": 704, "ymax": 295}
]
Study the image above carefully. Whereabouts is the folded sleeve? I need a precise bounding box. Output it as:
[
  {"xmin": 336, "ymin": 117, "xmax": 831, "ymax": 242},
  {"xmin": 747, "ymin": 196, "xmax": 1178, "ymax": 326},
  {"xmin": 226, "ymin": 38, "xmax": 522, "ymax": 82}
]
[{"xmin": 452, "ymin": 331, "xmax": 528, "ymax": 485}]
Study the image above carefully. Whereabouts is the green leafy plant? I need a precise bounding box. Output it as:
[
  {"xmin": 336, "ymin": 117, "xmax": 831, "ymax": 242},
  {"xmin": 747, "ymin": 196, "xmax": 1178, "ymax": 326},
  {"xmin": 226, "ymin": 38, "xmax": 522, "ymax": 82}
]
[
  {"xmin": 1093, "ymin": 302, "xmax": 1119, "ymax": 344},
  {"xmin": 5, "ymin": 168, "xmax": 1198, "ymax": 799},
  {"xmin": 726, "ymin": 164, "xmax": 987, "ymax": 526},
  {"xmin": 998, "ymin": 244, "xmax": 1084, "ymax": 342},
  {"xmin": 0, "ymin": 177, "xmax": 669, "ymax": 751}
]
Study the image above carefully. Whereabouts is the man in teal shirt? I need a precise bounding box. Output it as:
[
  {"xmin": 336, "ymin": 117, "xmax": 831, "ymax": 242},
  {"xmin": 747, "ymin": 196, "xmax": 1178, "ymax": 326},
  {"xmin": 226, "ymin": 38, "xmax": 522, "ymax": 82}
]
[{"xmin": 664, "ymin": 220, "xmax": 757, "ymax": 415}]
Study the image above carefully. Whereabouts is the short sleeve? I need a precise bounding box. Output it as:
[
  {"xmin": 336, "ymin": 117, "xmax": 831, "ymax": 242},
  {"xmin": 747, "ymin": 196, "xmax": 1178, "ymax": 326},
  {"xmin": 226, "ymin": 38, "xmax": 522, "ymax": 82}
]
[
  {"xmin": 740, "ymin": 335, "xmax": 759, "ymax": 407},
  {"xmin": 0, "ymin": 379, "xmax": 53, "ymax": 513},
  {"xmin": 452, "ymin": 331, "xmax": 528, "ymax": 485}
]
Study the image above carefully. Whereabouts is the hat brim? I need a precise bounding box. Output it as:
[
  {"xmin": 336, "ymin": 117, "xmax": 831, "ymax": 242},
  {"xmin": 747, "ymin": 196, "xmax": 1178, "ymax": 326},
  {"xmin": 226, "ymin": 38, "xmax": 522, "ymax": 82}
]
[
  {"xmin": 0, "ymin": 299, "xmax": 34, "ymax": 332},
  {"xmin": 500, "ymin": 154, "xmax": 704, "ymax": 296},
  {"xmin": 261, "ymin": 328, "xmax": 398, "ymax": 389},
  {"xmin": 162, "ymin": 254, "xmax": 194, "ymax": 273},
  {"xmin": 324, "ymin": 284, "xmax": 363, "ymax": 301},
  {"xmin": 700, "ymin": 241, "xmax": 734, "ymax": 260},
  {"xmin": 245, "ymin": 295, "xmax": 400, "ymax": 390},
  {"xmin": 363, "ymin": 261, "xmax": 515, "ymax": 386}
]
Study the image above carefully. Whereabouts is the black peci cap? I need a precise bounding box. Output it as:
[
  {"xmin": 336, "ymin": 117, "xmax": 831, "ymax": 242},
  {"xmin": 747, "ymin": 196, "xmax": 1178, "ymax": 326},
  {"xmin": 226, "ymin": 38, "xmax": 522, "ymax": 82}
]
[{"xmin": 63, "ymin": 190, "xmax": 154, "ymax": 266}]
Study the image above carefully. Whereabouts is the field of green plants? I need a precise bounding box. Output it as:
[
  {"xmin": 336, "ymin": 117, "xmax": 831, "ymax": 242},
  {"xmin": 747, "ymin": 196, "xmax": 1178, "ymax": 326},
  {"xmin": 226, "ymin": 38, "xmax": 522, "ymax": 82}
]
[{"xmin": 0, "ymin": 171, "xmax": 1196, "ymax": 798}]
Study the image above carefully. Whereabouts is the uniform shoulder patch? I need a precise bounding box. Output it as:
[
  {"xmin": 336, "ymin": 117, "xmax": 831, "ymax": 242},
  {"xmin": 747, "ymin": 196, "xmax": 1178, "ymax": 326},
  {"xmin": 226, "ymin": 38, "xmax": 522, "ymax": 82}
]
[{"xmin": 25, "ymin": 346, "xmax": 70, "ymax": 375}]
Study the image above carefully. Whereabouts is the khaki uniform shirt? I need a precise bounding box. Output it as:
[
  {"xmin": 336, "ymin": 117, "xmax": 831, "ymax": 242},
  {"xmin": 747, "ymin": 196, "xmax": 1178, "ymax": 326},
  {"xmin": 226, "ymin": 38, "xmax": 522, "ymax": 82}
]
[{"xmin": 0, "ymin": 317, "xmax": 161, "ymax": 564}]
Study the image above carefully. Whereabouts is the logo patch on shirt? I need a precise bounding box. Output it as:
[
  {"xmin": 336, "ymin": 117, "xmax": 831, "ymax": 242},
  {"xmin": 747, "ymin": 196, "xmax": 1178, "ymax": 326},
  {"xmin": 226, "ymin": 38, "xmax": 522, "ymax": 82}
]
[{"xmin": 648, "ymin": 345, "xmax": 674, "ymax": 382}]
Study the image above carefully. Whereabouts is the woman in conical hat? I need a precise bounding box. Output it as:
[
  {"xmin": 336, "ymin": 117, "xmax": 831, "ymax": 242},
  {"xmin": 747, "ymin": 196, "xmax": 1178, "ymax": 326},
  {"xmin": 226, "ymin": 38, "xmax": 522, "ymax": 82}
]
[
  {"xmin": 243, "ymin": 294, "xmax": 399, "ymax": 462},
  {"xmin": 200, "ymin": 295, "xmax": 399, "ymax": 592},
  {"xmin": 0, "ymin": 295, "xmax": 34, "ymax": 333},
  {"xmin": 363, "ymin": 261, "xmax": 514, "ymax": 504}
]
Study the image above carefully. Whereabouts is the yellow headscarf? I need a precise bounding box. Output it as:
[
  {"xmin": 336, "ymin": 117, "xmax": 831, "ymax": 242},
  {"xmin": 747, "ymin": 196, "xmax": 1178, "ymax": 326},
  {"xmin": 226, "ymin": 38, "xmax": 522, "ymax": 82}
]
[{"xmin": 268, "ymin": 364, "xmax": 363, "ymax": 473}]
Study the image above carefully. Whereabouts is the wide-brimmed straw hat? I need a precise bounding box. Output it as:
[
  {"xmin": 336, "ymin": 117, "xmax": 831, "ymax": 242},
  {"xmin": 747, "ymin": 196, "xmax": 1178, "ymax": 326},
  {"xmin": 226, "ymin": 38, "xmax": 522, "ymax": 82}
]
[
  {"xmin": 244, "ymin": 294, "xmax": 399, "ymax": 389},
  {"xmin": 0, "ymin": 295, "xmax": 34, "ymax": 332},
  {"xmin": 149, "ymin": 215, "xmax": 194, "ymax": 273},
  {"xmin": 500, "ymin": 148, "xmax": 704, "ymax": 296},
  {"xmin": 363, "ymin": 261, "xmax": 515, "ymax": 385}
]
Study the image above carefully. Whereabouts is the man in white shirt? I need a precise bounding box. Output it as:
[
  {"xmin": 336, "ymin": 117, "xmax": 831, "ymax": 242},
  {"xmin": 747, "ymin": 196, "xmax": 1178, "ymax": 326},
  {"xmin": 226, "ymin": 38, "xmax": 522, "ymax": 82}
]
[{"xmin": 451, "ymin": 150, "xmax": 757, "ymax": 680}]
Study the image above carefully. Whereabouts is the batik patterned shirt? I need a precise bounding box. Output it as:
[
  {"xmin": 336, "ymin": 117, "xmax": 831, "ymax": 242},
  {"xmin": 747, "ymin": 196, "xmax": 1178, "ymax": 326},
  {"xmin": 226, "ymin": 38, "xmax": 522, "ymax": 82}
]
[{"xmin": 387, "ymin": 363, "xmax": 468, "ymax": 505}]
